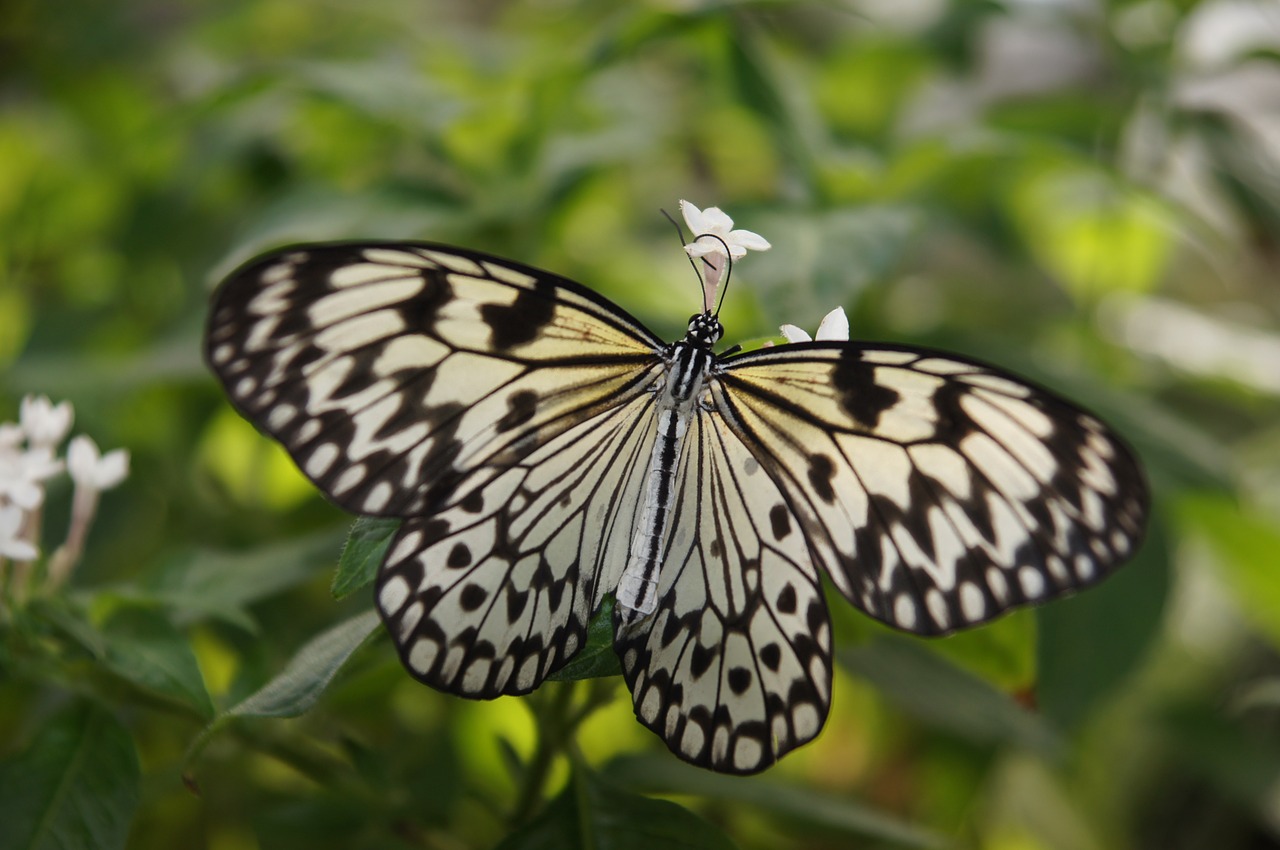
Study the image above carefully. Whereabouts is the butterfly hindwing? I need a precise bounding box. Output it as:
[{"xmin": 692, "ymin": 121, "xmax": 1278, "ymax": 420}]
[
  {"xmin": 379, "ymin": 391, "xmax": 663, "ymax": 696},
  {"xmin": 615, "ymin": 407, "xmax": 832, "ymax": 773},
  {"xmin": 715, "ymin": 343, "xmax": 1148, "ymax": 635},
  {"xmin": 205, "ymin": 242, "xmax": 663, "ymax": 517}
]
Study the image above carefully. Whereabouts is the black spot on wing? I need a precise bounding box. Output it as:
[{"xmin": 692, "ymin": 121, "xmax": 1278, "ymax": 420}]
[
  {"xmin": 496, "ymin": 390, "xmax": 539, "ymax": 433},
  {"xmin": 506, "ymin": 589, "xmax": 529, "ymax": 621},
  {"xmin": 482, "ymin": 277, "xmax": 557, "ymax": 349},
  {"xmin": 769, "ymin": 504, "xmax": 792, "ymax": 540},
  {"xmin": 727, "ymin": 667, "xmax": 753, "ymax": 695},
  {"xmin": 807, "ymin": 454, "xmax": 836, "ymax": 503},
  {"xmin": 459, "ymin": 583, "xmax": 488, "ymax": 612},
  {"xmin": 405, "ymin": 275, "xmax": 453, "ymax": 333},
  {"xmin": 776, "ymin": 584, "xmax": 797, "ymax": 615},
  {"xmin": 460, "ymin": 490, "xmax": 484, "ymax": 513},
  {"xmin": 447, "ymin": 543, "xmax": 472, "ymax": 568},
  {"xmin": 833, "ymin": 351, "xmax": 901, "ymax": 430}
]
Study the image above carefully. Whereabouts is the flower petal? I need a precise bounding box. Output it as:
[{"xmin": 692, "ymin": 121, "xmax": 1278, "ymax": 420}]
[
  {"xmin": 779, "ymin": 324, "xmax": 813, "ymax": 343},
  {"xmin": 728, "ymin": 229, "xmax": 771, "ymax": 251},
  {"xmin": 68, "ymin": 434, "xmax": 100, "ymax": 484},
  {"xmin": 0, "ymin": 423, "xmax": 23, "ymax": 449},
  {"xmin": 20, "ymin": 395, "xmax": 73, "ymax": 448},
  {"xmin": 96, "ymin": 449, "xmax": 130, "ymax": 490},
  {"xmin": 679, "ymin": 199, "xmax": 708, "ymax": 234},
  {"xmin": 9, "ymin": 480, "xmax": 44, "ymax": 510},
  {"xmin": 815, "ymin": 307, "xmax": 850, "ymax": 341},
  {"xmin": 684, "ymin": 240, "xmax": 726, "ymax": 259},
  {"xmin": 0, "ymin": 505, "xmax": 21, "ymax": 536},
  {"xmin": 698, "ymin": 206, "xmax": 734, "ymax": 233},
  {"xmin": 0, "ymin": 538, "xmax": 38, "ymax": 561}
]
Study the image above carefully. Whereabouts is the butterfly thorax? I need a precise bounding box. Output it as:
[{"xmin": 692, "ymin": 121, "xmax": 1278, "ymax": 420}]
[{"xmin": 662, "ymin": 340, "xmax": 716, "ymax": 404}]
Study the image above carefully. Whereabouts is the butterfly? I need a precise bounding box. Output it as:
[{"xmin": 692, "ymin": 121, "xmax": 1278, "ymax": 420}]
[{"xmin": 205, "ymin": 234, "xmax": 1148, "ymax": 774}]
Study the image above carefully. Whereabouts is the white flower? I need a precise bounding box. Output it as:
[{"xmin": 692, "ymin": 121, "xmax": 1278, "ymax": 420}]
[
  {"xmin": 20, "ymin": 395, "xmax": 73, "ymax": 449},
  {"xmin": 780, "ymin": 307, "xmax": 850, "ymax": 343},
  {"xmin": 680, "ymin": 200, "xmax": 772, "ymax": 261},
  {"xmin": 0, "ymin": 504, "xmax": 37, "ymax": 561},
  {"xmin": 0, "ymin": 423, "xmax": 23, "ymax": 450},
  {"xmin": 67, "ymin": 435, "xmax": 130, "ymax": 491},
  {"xmin": 0, "ymin": 446, "xmax": 63, "ymax": 509},
  {"xmin": 680, "ymin": 200, "xmax": 771, "ymax": 313}
]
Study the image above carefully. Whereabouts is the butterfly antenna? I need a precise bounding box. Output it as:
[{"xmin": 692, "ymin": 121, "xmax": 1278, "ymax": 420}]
[
  {"xmin": 690, "ymin": 233, "xmax": 733, "ymax": 317},
  {"xmin": 661, "ymin": 208, "xmax": 706, "ymax": 294}
]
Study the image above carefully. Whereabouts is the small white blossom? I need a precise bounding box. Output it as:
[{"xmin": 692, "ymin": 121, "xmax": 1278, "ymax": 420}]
[
  {"xmin": 0, "ymin": 423, "xmax": 23, "ymax": 450},
  {"xmin": 680, "ymin": 200, "xmax": 771, "ymax": 261},
  {"xmin": 67, "ymin": 435, "xmax": 130, "ymax": 491},
  {"xmin": 20, "ymin": 395, "xmax": 73, "ymax": 449},
  {"xmin": 780, "ymin": 307, "xmax": 851, "ymax": 343},
  {"xmin": 680, "ymin": 200, "xmax": 771, "ymax": 313},
  {"xmin": 0, "ymin": 504, "xmax": 37, "ymax": 561},
  {"xmin": 0, "ymin": 446, "xmax": 63, "ymax": 509}
]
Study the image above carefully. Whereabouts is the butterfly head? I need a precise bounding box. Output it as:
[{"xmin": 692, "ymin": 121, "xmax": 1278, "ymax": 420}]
[{"xmin": 685, "ymin": 312, "xmax": 724, "ymax": 348}]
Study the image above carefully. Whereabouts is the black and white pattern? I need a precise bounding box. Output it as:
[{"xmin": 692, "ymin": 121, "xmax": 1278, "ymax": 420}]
[{"xmin": 206, "ymin": 241, "xmax": 1148, "ymax": 774}]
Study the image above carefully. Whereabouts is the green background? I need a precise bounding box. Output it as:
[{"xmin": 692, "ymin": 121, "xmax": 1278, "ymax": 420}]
[{"xmin": 2, "ymin": 0, "xmax": 1279, "ymax": 847}]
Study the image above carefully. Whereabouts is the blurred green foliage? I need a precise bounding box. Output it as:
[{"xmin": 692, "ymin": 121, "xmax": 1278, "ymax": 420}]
[{"xmin": 2, "ymin": 0, "xmax": 1280, "ymax": 848}]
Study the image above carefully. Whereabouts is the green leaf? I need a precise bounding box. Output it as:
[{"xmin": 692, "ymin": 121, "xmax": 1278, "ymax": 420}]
[
  {"xmin": 839, "ymin": 637, "xmax": 1061, "ymax": 755},
  {"xmin": 496, "ymin": 767, "xmax": 737, "ymax": 850},
  {"xmin": 549, "ymin": 597, "xmax": 620, "ymax": 682},
  {"xmin": 332, "ymin": 516, "xmax": 399, "ymax": 600},
  {"xmin": 229, "ymin": 608, "xmax": 381, "ymax": 719},
  {"xmin": 0, "ymin": 703, "xmax": 141, "ymax": 850},
  {"xmin": 100, "ymin": 605, "xmax": 215, "ymax": 719},
  {"xmin": 1037, "ymin": 513, "xmax": 1171, "ymax": 731},
  {"xmin": 136, "ymin": 527, "xmax": 348, "ymax": 629},
  {"xmin": 920, "ymin": 609, "xmax": 1037, "ymax": 691},
  {"xmin": 1177, "ymin": 491, "xmax": 1280, "ymax": 648},
  {"xmin": 185, "ymin": 609, "xmax": 381, "ymax": 770},
  {"xmin": 30, "ymin": 597, "xmax": 107, "ymax": 659},
  {"xmin": 1159, "ymin": 701, "xmax": 1280, "ymax": 814},
  {"xmin": 608, "ymin": 755, "xmax": 949, "ymax": 849}
]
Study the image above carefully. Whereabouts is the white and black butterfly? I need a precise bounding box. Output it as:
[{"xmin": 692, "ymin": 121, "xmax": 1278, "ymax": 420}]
[{"xmin": 205, "ymin": 239, "xmax": 1147, "ymax": 774}]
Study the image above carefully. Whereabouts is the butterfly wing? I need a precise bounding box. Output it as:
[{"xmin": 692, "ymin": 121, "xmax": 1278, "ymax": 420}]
[
  {"xmin": 713, "ymin": 343, "xmax": 1149, "ymax": 635},
  {"xmin": 206, "ymin": 242, "xmax": 667, "ymax": 694},
  {"xmin": 206, "ymin": 242, "xmax": 664, "ymax": 517},
  {"xmin": 380, "ymin": 390, "xmax": 663, "ymax": 695},
  {"xmin": 614, "ymin": 406, "xmax": 832, "ymax": 773}
]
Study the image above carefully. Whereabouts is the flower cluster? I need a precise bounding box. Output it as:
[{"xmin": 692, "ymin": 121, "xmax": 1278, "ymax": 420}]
[{"xmin": 0, "ymin": 395, "xmax": 129, "ymax": 602}]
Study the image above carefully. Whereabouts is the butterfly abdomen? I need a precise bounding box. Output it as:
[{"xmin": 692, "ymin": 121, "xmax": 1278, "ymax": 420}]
[{"xmin": 617, "ymin": 342, "xmax": 716, "ymax": 624}]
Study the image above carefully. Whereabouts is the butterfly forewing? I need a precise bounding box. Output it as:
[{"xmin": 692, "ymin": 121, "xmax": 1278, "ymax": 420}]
[
  {"xmin": 715, "ymin": 343, "xmax": 1148, "ymax": 635},
  {"xmin": 206, "ymin": 243, "xmax": 663, "ymax": 518}
]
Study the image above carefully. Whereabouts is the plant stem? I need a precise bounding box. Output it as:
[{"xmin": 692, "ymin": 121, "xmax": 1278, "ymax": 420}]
[
  {"xmin": 509, "ymin": 682, "xmax": 574, "ymax": 827},
  {"xmin": 508, "ymin": 677, "xmax": 619, "ymax": 828}
]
